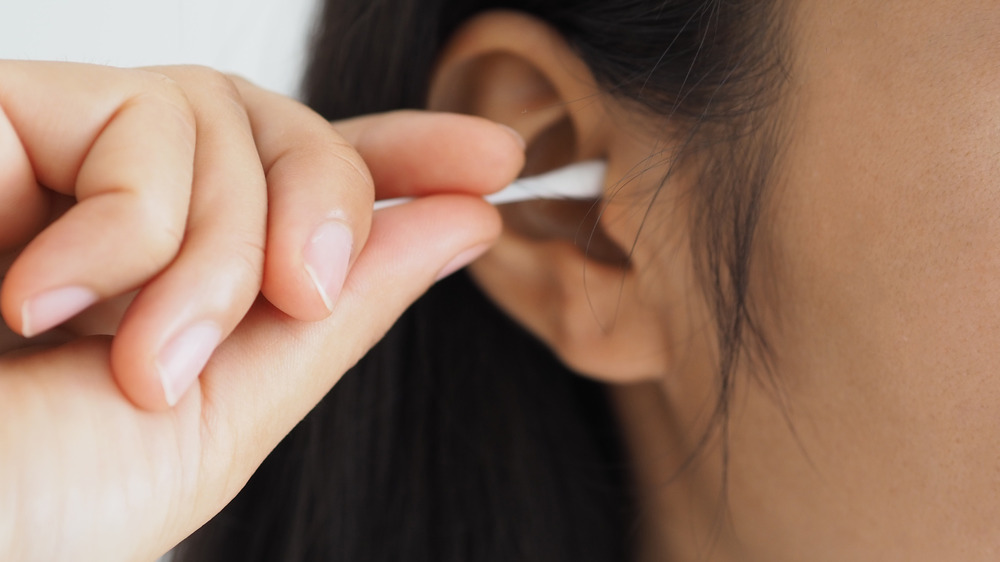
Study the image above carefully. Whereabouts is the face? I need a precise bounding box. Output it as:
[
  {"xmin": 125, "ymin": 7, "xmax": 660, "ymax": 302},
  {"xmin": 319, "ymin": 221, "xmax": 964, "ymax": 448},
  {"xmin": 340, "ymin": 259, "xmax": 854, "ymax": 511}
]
[
  {"xmin": 624, "ymin": 1, "xmax": 1000, "ymax": 560},
  {"xmin": 438, "ymin": 3, "xmax": 1000, "ymax": 560}
]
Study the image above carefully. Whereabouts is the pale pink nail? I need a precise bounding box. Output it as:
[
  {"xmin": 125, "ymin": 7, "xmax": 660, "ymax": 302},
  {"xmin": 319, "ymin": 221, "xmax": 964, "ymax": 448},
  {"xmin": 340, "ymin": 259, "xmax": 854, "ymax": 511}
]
[
  {"xmin": 157, "ymin": 321, "xmax": 221, "ymax": 407},
  {"xmin": 497, "ymin": 124, "xmax": 526, "ymax": 150},
  {"xmin": 436, "ymin": 243, "xmax": 492, "ymax": 281},
  {"xmin": 303, "ymin": 220, "xmax": 353, "ymax": 312},
  {"xmin": 21, "ymin": 286, "xmax": 99, "ymax": 338}
]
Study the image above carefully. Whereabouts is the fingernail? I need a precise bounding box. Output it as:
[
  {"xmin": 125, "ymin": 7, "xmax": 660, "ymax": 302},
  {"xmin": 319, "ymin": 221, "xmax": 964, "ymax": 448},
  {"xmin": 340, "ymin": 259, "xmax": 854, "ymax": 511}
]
[
  {"xmin": 436, "ymin": 243, "xmax": 492, "ymax": 281},
  {"xmin": 157, "ymin": 321, "xmax": 221, "ymax": 407},
  {"xmin": 498, "ymin": 124, "xmax": 526, "ymax": 150},
  {"xmin": 21, "ymin": 286, "xmax": 99, "ymax": 338},
  {"xmin": 303, "ymin": 220, "xmax": 353, "ymax": 312}
]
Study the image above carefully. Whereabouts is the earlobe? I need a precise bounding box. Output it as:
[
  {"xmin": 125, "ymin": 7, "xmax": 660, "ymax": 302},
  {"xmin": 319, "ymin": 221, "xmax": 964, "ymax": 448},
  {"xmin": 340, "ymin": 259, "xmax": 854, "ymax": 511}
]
[{"xmin": 427, "ymin": 11, "xmax": 677, "ymax": 384}]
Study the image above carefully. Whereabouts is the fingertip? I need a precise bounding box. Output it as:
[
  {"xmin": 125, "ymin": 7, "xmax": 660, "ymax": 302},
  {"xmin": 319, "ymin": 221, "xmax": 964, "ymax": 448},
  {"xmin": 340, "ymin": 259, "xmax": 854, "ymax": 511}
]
[
  {"xmin": 111, "ymin": 319, "xmax": 218, "ymax": 411},
  {"xmin": 20, "ymin": 285, "xmax": 99, "ymax": 338},
  {"xmin": 156, "ymin": 321, "xmax": 221, "ymax": 407},
  {"xmin": 435, "ymin": 242, "xmax": 494, "ymax": 281},
  {"xmin": 259, "ymin": 145, "xmax": 370, "ymax": 322},
  {"xmin": 262, "ymin": 218, "xmax": 357, "ymax": 323},
  {"xmin": 478, "ymin": 119, "xmax": 528, "ymax": 183},
  {"xmin": 109, "ymin": 327, "xmax": 167, "ymax": 411},
  {"xmin": 338, "ymin": 111, "xmax": 526, "ymax": 199},
  {"xmin": 496, "ymin": 123, "xmax": 527, "ymax": 151},
  {"xmin": 110, "ymin": 287, "xmax": 223, "ymax": 411},
  {"xmin": 302, "ymin": 220, "xmax": 354, "ymax": 314},
  {"xmin": 0, "ymin": 252, "xmax": 100, "ymax": 338}
]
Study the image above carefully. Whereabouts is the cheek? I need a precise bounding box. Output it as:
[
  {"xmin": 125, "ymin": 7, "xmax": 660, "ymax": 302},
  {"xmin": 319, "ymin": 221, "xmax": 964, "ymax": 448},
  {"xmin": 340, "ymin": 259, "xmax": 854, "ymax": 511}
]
[
  {"xmin": 729, "ymin": 6, "xmax": 1000, "ymax": 541},
  {"xmin": 779, "ymin": 102, "xmax": 1000, "ymax": 361},
  {"xmin": 773, "ymin": 1, "xmax": 1000, "ymax": 417}
]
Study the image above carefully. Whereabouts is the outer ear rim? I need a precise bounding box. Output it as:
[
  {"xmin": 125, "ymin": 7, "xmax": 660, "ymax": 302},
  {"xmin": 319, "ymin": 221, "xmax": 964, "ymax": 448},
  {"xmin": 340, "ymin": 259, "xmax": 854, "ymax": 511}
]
[{"xmin": 427, "ymin": 10, "xmax": 610, "ymax": 162}]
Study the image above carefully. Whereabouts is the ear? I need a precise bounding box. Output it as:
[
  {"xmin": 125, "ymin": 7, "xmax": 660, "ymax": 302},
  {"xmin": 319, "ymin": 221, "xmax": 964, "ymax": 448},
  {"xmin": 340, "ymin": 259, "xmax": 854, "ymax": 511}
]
[{"xmin": 428, "ymin": 11, "xmax": 689, "ymax": 384}]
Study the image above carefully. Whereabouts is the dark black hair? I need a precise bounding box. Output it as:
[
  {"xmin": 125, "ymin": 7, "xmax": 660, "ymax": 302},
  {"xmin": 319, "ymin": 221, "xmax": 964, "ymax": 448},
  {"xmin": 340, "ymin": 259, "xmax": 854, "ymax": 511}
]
[{"xmin": 178, "ymin": 0, "xmax": 788, "ymax": 560}]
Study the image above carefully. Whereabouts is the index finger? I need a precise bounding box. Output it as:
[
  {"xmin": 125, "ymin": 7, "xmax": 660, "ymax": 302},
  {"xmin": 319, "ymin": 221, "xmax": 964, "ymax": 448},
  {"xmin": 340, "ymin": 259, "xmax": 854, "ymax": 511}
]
[{"xmin": 334, "ymin": 110, "xmax": 526, "ymax": 200}]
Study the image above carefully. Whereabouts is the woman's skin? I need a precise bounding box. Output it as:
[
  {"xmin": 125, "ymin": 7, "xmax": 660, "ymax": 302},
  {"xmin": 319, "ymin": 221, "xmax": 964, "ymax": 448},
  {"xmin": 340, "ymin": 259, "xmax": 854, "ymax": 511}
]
[
  {"xmin": 434, "ymin": 3, "xmax": 1000, "ymax": 560},
  {"xmin": 0, "ymin": 63, "xmax": 523, "ymax": 559},
  {"xmin": 4, "ymin": 0, "xmax": 998, "ymax": 558},
  {"xmin": 0, "ymin": 61, "xmax": 382, "ymax": 409}
]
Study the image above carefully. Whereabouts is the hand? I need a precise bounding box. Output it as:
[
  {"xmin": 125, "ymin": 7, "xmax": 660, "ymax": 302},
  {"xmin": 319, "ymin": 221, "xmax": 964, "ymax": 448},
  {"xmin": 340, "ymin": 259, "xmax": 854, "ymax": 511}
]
[
  {"xmin": 0, "ymin": 65, "xmax": 524, "ymax": 560},
  {"xmin": 0, "ymin": 61, "xmax": 461, "ymax": 410}
]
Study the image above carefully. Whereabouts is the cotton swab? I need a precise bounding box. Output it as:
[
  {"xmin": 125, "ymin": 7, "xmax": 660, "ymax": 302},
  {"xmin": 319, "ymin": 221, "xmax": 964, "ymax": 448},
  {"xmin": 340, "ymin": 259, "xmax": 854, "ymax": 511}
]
[{"xmin": 373, "ymin": 160, "xmax": 607, "ymax": 211}]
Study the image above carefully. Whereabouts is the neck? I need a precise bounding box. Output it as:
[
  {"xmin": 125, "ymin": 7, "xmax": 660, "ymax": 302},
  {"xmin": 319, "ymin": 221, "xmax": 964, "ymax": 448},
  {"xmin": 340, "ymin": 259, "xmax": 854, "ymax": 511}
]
[{"xmin": 611, "ymin": 380, "xmax": 743, "ymax": 562}]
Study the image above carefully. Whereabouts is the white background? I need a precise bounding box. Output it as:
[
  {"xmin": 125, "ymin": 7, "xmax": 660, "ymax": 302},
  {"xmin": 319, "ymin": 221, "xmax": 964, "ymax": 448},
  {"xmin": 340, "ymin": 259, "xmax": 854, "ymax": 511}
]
[{"xmin": 0, "ymin": 0, "xmax": 320, "ymax": 98}]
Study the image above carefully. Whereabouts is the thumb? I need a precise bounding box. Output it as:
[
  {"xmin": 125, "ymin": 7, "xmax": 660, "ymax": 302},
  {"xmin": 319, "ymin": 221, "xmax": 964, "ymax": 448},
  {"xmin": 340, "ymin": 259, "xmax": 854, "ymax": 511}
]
[{"xmin": 163, "ymin": 193, "xmax": 500, "ymax": 546}]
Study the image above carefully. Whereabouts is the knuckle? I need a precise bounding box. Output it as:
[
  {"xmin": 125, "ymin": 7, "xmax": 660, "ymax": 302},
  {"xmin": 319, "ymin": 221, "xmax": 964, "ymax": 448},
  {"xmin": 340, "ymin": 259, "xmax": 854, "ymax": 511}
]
[
  {"xmin": 169, "ymin": 66, "xmax": 254, "ymax": 135},
  {"xmin": 267, "ymin": 137, "xmax": 375, "ymax": 201},
  {"xmin": 141, "ymin": 65, "xmax": 247, "ymax": 121},
  {"xmin": 222, "ymin": 72, "xmax": 252, "ymax": 90},
  {"xmin": 180, "ymin": 65, "xmax": 242, "ymax": 99},
  {"xmin": 126, "ymin": 73, "xmax": 198, "ymax": 143},
  {"xmin": 133, "ymin": 68, "xmax": 188, "ymax": 105}
]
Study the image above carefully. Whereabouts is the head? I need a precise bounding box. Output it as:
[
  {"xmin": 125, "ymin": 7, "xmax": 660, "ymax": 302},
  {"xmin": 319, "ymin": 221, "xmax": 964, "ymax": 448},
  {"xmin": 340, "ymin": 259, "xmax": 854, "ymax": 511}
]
[
  {"xmin": 307, "ymin": 0, "xmax": 788, "ymax": 387},
  {"xmin": 190, "ymin": 1, "xmax": 1000, "ymax": 560}
]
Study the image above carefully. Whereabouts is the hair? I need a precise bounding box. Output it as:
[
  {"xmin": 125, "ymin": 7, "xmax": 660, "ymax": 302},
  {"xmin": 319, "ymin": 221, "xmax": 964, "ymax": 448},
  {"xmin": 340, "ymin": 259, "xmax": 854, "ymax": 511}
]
[{"xmin": 177, "ymin": 1, "xmax": 789, "ymax": 560}]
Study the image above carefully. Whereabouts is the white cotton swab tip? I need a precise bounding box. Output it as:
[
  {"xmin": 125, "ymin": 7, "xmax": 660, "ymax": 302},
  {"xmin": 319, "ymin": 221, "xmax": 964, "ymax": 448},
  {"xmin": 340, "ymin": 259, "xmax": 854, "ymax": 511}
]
[{"xmin": 373, "ymin": 160, "xmax": 607, "ymax": 211}]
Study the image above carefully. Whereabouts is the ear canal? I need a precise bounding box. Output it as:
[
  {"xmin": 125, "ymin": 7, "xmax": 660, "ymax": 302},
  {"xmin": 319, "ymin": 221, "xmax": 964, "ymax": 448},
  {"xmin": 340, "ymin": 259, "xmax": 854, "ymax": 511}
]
[
  {"xmin": 522, "ymin": 114, "xmax": 575, "ymax": 176},
  {"xmin": 501, "ymin": 117, "xmax": 629, "ymax": 269}
]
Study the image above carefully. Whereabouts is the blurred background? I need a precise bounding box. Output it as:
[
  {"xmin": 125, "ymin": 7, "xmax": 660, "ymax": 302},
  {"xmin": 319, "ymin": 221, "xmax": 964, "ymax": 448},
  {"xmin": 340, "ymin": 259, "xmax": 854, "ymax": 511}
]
[{"xmin": 0, "ymin": 0, "xmax": 319, "ymax": 98}]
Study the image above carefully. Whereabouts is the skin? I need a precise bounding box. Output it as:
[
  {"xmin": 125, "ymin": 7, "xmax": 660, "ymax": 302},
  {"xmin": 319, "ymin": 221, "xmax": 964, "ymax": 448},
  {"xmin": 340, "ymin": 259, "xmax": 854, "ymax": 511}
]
[
  {"xmin": 0, "ymin": 62, "xmax": 522, "ymax": 559},
  {"xmin": 3, "ymin": 0, "xmax": 997, "ymax": 557},
  {"xmin": 437, "ymin": 4, "xmax": 1000, "ymax": 560},
  {"xmin": 0, "ymin": 62, "xmax": 379, "ymax": 409},
  {"xmin": 635, "ymin": 2, "xmax": 1000, "ymax": 559},
  {"xmin": 707, "ymin": 2, "xmax": 1000, "ymax": 559}
]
